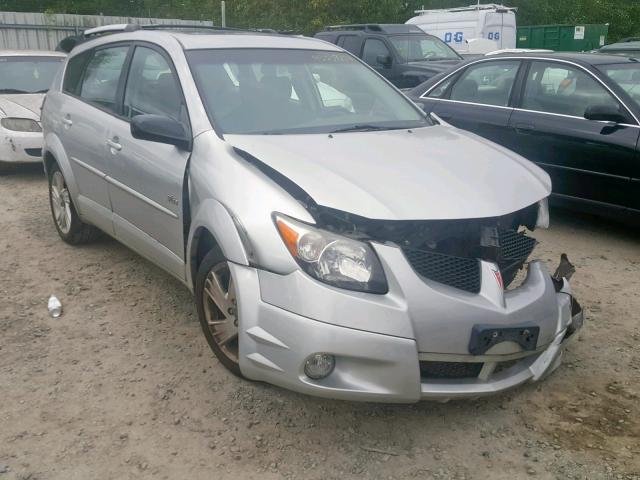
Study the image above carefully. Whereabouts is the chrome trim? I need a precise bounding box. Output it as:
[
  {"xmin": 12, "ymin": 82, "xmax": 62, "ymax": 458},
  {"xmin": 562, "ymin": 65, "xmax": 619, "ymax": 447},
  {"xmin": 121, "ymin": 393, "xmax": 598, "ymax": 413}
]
[
  {"xmin": 537, "ymin": 161, "xmax": 631, "ymax": 181},
  {"xmin": 70, "ymin": 156, "xmax": 178, "ymax": 219},
  {"xmin": 70, "ymin": 156, "xmax": 106, "ymax": 178},
  {"xmin": 107, "ymin": 176, "xmax": 179, "ymax": 219},
  {"xmin": 419, "ymin": 56, "xmax": 640, "ymax": 125},
  {"xmin": 425, "ymin": 97, "xmax": 513, "ymax": 110},
  {"xmin": 513, "ymin": 107, "xmax": 640, "ymax": 128},
  {"xmin": 425, "ymin": 98, "xmax": 640, "ymax": 128}
]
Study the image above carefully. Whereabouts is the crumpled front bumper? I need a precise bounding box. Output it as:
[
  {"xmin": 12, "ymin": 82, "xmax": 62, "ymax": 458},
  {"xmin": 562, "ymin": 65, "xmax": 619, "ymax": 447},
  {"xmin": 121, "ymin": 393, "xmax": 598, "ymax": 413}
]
[
  {"xmin": 1, "ymin": 129, "xmax": 43, "ymax": 164},
  {"xmin": 234, "ymin": 257, "xmax": 583, "ymax": 403}
]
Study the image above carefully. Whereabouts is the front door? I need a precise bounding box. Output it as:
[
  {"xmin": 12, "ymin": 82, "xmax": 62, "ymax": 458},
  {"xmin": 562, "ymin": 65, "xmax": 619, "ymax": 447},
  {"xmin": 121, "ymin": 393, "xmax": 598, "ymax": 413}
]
[
  {"xmin": 427, "ymin": 60, "xmax": 521, "ymax": 145},
  {"xmin": 105, "ymin": 44, "xmax": 191, "ymax": 279},
  {"xmin": 508, "ymin": 60, "xmax": 639, "ymax": 210},
  {"xmin": 361, "ymin": 38, "xmax": 398, "ymax": 85}
]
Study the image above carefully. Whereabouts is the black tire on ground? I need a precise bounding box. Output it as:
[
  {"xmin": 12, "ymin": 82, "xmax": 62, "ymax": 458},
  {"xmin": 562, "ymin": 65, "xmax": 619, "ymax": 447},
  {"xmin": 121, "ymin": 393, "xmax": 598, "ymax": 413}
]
[
  {"xmin": 195, "ymin": 247, "xmax": 244, "ymax": 378},
  {"xmin": 47, "ymin": 162, "xmax": 100, "ymax": 245}
]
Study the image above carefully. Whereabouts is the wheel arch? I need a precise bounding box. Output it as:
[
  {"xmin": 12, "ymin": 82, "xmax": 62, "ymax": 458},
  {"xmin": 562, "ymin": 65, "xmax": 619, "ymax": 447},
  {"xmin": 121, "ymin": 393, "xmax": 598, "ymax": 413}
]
[
  {"xmin": 186, "ymin": 199, "xmax": 251, "ymax": 291},
  {"xmin": 43, "ymin": 133, "xmax": 80, "ymax": 201}
]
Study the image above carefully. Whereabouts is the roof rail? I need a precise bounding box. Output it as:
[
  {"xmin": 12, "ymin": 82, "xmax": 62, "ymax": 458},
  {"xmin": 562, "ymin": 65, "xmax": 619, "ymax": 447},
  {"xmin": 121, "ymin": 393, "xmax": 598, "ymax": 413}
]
[
  {"xmin": 414, "ymin": 3, "xmax": 517, "ymax": 14},
  {"xmin": 323, "ymin": 23, "xmax": 424, "ymax": 34},
  {"xmin": 324, "ymin": 24, "xmax": 383, "ymax": 32},
  {"xmin": 83, "ymin": 23, "xmax": 241, "ymax": 37}
]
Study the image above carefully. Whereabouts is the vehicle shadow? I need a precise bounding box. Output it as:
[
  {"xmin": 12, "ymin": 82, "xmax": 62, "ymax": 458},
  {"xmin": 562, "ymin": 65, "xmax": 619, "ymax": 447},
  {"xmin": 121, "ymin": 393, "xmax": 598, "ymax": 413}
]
[
  {"xmin": 550, "ymin": 206, "xmax": 640, "ymax": 242},
  {"xmin": 0, "ymin": 163, "xmax": 46, "ymax": 180}
]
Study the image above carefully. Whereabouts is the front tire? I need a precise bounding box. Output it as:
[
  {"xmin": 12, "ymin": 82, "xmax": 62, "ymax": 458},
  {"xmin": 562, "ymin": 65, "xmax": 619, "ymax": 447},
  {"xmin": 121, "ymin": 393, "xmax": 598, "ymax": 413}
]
[
  {"xmin": 48, "ymin": 163, "xmax": 100, "ymax": 244},
  {"xmin": 196, "ymin": 247, "xmax": 243, "ymax": 377}
]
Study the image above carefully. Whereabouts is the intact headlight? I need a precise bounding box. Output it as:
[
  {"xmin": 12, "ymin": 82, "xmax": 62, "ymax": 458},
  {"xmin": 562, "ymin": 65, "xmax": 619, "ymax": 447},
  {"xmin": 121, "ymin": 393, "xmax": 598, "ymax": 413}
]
[
  {"xmin": 274, "ymin": 213, "xmax": 388, "ymax": 294},
  {"xmin": 536, "ymin": 197, "xmax": 550, "ymax": 229},
  {"xmin": 1, "ymin": 117, "xmax": 42, "ymax": 132}
]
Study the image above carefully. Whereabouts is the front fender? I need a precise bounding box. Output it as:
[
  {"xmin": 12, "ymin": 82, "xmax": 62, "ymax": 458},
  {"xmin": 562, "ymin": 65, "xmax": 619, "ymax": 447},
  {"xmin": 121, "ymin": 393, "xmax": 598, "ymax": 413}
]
[{"xmin": 186, "ymin": 198, "xmax": 250, "ymax": 290}]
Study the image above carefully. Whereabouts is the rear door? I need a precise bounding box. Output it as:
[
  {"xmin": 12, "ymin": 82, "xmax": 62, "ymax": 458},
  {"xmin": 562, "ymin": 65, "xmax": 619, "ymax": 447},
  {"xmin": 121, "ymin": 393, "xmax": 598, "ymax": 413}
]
[
  {"xmin": 105, "ymin": 44, "xmax": 191, "ymax": 279},
  {"xmin": 507, "ymin": 60, "xmax": 639, "ymax": 211},
  {"xmin": 421, "ymin": 59, "xmax": 522, "ymax": 145},
  {"xmin": 60, "ymin": 44, "xmax": 131, "ymax": 234}
]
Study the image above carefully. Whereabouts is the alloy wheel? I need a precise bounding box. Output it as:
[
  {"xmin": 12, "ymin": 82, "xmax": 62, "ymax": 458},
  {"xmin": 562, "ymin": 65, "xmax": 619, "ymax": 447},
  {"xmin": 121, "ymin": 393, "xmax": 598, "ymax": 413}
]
[
  {"xmin": 50, "ymin": 171, "xmax": 72, "ymax": 235},
  {"xmin": 202, "ymin": 261, "xmax": 239, "ymax": 364}
]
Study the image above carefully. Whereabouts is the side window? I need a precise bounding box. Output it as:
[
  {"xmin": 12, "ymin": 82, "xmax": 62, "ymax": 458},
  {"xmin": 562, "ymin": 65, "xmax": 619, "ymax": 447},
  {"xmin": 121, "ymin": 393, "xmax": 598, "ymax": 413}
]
[
  {"xmin": 362, "ymin": 39, "xmax": 391, "ymax": 67},
  {"xmin": 63, "ymin": 51, "xmax": 91, "ymax": 95},
  {"xmin": 339, "ymin": 35, "xmax": 361, "ymax": 55},
  {"xmin": 123, "ymin": 46, "xmax": 184, "ymax": 121},
  {"xmin": 79, "ymin": 46, "xmax": 129, "ymax": 113},
  {"xmin": 427, "ymin": 75, "xmax": 456, "ymax": 99},
  {"xmin": 522, "ymin": 61, "xmax": 620, "ymax": 117},
  {"xmin": 449, "ymin": 61, "xmax": 519, "ymax": 106}
]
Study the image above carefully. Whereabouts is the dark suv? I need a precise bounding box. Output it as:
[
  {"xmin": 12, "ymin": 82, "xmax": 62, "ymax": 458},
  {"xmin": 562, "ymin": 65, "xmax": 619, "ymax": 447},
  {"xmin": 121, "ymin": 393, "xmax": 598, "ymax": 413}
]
[{"xmin": 315, "ymin": 24, "xmax": 463, "ymax": 89}]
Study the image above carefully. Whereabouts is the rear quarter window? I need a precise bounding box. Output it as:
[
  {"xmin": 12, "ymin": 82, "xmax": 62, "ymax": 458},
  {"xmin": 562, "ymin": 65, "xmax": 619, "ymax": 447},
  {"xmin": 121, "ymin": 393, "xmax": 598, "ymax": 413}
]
[{"xmin": 63, "ymin": 51, "xmax": 91, "ymax": 96}]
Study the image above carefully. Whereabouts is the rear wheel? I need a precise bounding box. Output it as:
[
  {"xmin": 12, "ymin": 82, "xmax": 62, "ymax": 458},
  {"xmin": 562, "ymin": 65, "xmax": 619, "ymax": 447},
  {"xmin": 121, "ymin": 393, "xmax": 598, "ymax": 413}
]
[
  {"xmin": 48, "ymin": 163, "xmax": 100, "ymax": 244},
  {"xmin": 195, "ymin": 247, "xmax": 242, "ymax": 377}
]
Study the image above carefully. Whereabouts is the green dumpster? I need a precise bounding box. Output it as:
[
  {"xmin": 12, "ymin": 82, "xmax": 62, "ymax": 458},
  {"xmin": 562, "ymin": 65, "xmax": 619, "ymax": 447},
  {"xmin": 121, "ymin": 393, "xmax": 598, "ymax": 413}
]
[{"xmin": 517, "ymin": 24, "xmax": 608, "ymax": 51}]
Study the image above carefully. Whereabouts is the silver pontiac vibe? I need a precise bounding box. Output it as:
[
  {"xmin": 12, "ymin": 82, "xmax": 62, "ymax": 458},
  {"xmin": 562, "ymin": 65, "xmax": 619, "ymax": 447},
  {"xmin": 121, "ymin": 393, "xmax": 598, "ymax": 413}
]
[{"xmin": 41, "ymin": 26, "xmax": 583, "ymax": 403}]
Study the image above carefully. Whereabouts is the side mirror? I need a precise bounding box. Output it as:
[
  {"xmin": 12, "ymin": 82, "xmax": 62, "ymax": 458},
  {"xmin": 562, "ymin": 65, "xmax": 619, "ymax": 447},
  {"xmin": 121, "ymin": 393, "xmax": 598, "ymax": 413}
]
[
  {"xmin": 584, "ymin": 105, "xmax": 627, "ymax": 124},
  {"xmin": 376, "ymin": 54, "xmax": 392, "ymax": 68},
  {"xmin": 130, "ymin": 114, "xmax": 191, "ymax": 151}
]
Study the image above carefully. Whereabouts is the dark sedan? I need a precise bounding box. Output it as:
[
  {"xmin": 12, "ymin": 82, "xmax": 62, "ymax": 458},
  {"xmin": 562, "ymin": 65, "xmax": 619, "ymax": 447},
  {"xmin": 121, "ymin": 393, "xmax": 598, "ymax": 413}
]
[{"xmin": 408, "ymin": 53, "xmax": 640, "ymax": 223}]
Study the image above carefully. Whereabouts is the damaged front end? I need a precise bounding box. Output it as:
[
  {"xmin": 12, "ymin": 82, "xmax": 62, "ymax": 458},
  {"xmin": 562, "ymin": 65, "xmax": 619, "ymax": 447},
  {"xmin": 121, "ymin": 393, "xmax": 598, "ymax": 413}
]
[
  {"xmin": 310, "ymin": 201, "xmax": 543, "ymax": 293},
  {"xmin": 233, "ymin": 147, "xmax": 582, "ymax": 401}
]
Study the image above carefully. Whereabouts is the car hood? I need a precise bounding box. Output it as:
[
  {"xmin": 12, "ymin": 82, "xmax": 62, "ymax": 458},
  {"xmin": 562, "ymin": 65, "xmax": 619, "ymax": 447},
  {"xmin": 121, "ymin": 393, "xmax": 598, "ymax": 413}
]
[
  {"xmin": 0, "ymin": 94, "xmax": 44, "ymax": 120},
  {"xmin": 226, "ymin": 126, "xmax": 551, "ymax": 221},
  {"xmin": 406, "ymin": 59, "xmax": 462, "ymax": 75}
]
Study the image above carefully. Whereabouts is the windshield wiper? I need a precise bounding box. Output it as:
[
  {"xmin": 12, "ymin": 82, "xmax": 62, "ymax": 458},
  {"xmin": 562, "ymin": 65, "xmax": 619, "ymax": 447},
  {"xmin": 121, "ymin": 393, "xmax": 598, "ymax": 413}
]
[
  {"xmin": 0, "ymin": 88, "xmax": 30, "ymax": 94},
  {"xmin": 330, "ymin": 124, "xmax": 399, "ymax": 133}
]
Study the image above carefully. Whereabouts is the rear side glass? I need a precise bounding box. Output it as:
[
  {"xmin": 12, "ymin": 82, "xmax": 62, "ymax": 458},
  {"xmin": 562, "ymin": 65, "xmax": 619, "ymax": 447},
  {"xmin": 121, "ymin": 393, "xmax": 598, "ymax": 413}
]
[
  {"xmin": 427, "ymin": 76, "xmax": 455, "ymax": 99},
  {"xmin": 339, "ymin": 35, "xmax": 361, "ymax": 55},
  {"xmin": 450, "ymin": 61, "xmax": 519, "ymax": 107},
  {"xmin": 79, "ymin": 46, "xmax": 129, "ymax": 114},
  {"xmin": 63, "ymin": 51, "xmax": 90, "ymax": 95}
]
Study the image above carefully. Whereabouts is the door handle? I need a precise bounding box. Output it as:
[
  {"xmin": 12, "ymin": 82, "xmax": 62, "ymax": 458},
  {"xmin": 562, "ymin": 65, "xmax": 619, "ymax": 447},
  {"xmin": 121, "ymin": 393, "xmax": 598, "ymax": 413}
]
[
  {"xmin": 107, "ymin": 138, "xmax": 122, "ymax": 152},
  {"xmin": 62, "ymin": 115, "xmax": 73, "ymax": 127}
]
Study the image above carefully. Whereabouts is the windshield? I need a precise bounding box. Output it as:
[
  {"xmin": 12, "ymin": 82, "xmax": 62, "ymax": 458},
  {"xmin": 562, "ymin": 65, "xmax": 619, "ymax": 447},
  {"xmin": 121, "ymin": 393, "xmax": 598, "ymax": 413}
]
[
  {"xmin": 187, "ymin": 48, "xmax": 429, "ymax": 135},
  {"xmin": 389, "ymin": 35, "xmax": 461, "ymax": 62},
  {"xmin": 599, "ymin": 63, "xmax": 640, "ymax": 105},
  {"xmin": 0, "ymin": 56, "xmax": 64, "ymax": 94}
]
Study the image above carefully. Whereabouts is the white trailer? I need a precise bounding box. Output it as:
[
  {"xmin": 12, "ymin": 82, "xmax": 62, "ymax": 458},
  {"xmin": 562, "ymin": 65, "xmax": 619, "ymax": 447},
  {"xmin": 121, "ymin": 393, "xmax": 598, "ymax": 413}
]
[{"xmin": 406, "ymin": 4, "xmax": 517, "ymax": 54}]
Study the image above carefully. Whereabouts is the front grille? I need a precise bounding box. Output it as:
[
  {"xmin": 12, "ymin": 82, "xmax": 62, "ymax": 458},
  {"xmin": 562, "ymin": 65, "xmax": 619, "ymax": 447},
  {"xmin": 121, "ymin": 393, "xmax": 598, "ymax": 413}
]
[
  {"xmin": 420, "ymin": 361, "xmax": 483, "ymax": 379},
  {"xmin": 497, "ymin": 229, "xmax": 537, "ymax": 287},
  {"xmin": 403, "ymin": 229, "xmax": 536, "ymax": 293},
  {"xmin": 403, "ymin": 248, "xmax": 481, "ymax": 294},
  {"xmin": 25, "ymin": 148, "xmax": 42, "ymax": 158}
]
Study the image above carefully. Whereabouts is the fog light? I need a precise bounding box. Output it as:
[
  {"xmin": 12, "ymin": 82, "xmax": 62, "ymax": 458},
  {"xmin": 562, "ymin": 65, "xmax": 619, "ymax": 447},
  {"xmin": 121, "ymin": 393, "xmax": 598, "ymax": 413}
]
[{"xmin": 304, "ymin": 353, "xmax": 335, "ymax": 380}]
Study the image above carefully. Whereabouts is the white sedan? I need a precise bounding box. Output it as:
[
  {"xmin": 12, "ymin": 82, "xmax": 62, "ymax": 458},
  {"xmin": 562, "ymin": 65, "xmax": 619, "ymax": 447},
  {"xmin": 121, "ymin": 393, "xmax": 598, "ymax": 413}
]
[{"xmin": 0, "ymin": 50, "xmax": 66, "ymax": 172}]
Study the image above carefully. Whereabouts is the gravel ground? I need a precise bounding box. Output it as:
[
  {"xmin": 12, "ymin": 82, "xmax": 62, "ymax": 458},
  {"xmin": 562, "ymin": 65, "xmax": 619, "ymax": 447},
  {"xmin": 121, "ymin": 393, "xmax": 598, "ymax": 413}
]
[{"xmin": 1, "ymin": 165, "xmax": 639, "ymax": 480}]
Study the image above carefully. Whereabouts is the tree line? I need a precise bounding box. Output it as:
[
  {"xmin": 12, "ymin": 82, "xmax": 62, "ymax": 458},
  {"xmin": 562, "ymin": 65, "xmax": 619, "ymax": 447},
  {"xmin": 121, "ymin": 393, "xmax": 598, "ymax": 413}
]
[{"xmin": 4, "ymin": 0, "xmax": 640, "ymax": 42}]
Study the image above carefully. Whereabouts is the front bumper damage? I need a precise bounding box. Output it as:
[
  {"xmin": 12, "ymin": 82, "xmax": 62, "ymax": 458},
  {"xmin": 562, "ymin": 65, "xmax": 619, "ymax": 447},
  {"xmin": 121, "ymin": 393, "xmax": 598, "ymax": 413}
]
[
  {"xmin": 235, "ymin": 251, "xmax": 583, "ymax": 403},
  {"xmin": 1, "ymin": 130, "xmax": 43, "ymax": 164}
]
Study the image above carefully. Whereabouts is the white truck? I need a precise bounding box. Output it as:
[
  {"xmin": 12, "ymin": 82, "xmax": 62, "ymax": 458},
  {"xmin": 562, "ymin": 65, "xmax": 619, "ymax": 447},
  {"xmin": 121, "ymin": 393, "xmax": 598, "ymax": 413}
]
[{"xmin": 406, "ymin": 4, "xmax": 517, "ymax": 55}]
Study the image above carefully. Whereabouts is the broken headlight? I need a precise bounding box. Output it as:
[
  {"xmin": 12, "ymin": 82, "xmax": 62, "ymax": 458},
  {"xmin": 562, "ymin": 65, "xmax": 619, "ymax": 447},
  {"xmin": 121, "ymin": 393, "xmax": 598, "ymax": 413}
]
[
  {"xmin": 274, "ymin": 213, "xmax": 388, "ymax": 294},
  {"xmin": 1, "ymin": 117, "xmax": 41, "ymax": 132}
]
